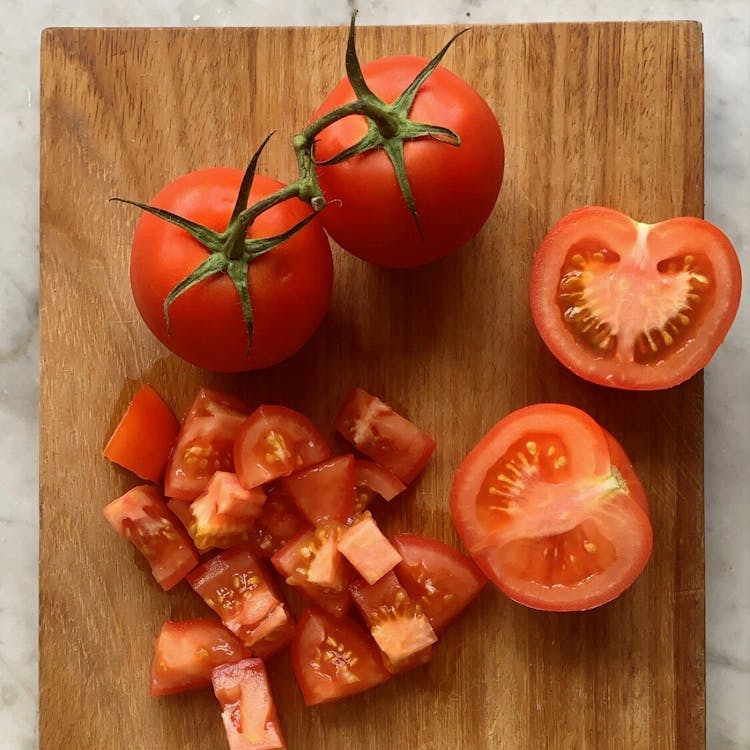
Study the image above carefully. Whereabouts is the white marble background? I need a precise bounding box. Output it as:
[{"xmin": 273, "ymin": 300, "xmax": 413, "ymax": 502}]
[{"xmin": 0, "ymin": 1, "xmax": 747, "ymax": 748}]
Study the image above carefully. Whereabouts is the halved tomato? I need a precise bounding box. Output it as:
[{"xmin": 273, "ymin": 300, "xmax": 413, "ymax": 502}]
[
  {"xmin": 352, "ymin": 460, "xmax": 407, "ymax": 516},
  {"xmin": 336, "ymin": 512, "xmax": 402, "ymax": 585},
  {"xmin": 212, "ymin": 658, "xmax": 286, "ymax": 750},
  {"xmin": 291, "ymin": 609, "xmax": 391, "ymax": 706},
  {"xmin": 103, "ymin": 384, "xmax": 179, "ymax": 482},
  {"xmin": 271, "ymin": 523, "xmax": 352, "ymax": 618},
  {"xmin": 246, "ymin": 484, "xmax": 309, "ymax": 559},
  {"xmin": 335, "ymin": 389, "xmax": 436, "ymax": 484},
  {"xmin": 350, "ymin": 572, "xmax": 437, "ymax": 673},
  {"xmin": 450, "ymin": 403, "xmax": 653, "ymax": 611},
  {"xmin": 234, "ymin": 406, "xmax": 331, "ymax": 489},
  {"xmin": 150, "ymin": 618, "xmax": 252, "ymax": 696},
  {"xmin": 391, "ymin": 534, "xmax": 486, "ymax": 631},
  {"xmin": 530, "ymin": 207, "xmax": 742, "ymax": 389},
  {"xmin": 189, "ymin": 472, "xmax": 266, "ymax": 551},
  {"xmin": 188, "ymin": 548, "xmax": 294, "ymax": 657},
  {"xmin": 279, "ymin": 455, "xmax": 355, "ymax": 525},
  {"xmin": 103, "ymin": 485, "xmax": 199, "ymax": 590},
  {"xmin": 165, "ymin": 388, "xmax": 249, "ymax": 500}
]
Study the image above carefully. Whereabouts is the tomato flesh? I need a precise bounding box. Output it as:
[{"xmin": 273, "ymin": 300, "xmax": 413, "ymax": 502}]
[
  {"xmin": 350, "ymin": 572, "xmax": 437, "ymax": 673},
  {"xmin": 291, "ymin": 609, "xmax": 391, "ymax": 705},
  {"xmin": 103, "ymin": 485, "xmax": 199, "ymax": 591},
  {"xmin": 392, "ymin": 533, "xmax": 486, "ymax": 631},
  {"xmin": 150, "ymin": 618, "xmax": 251, "ymax": 696},
  {"xmin": 530, "ymin": 207, "xmax": 742, "ymax": 389},
  {"xmin": 212, "ymin": 658, "xmax": 286, "ymax": 750},
  {"xmin": 335, "ymin": 389, "xmax": 435, "ymax": 484},
  {"xmin": 165, "ymin": 388, "xmax": 248, "ymax": 501},
  {"xmin": 103, "ymin": 384, "xmax": 179, "ymax": 482},
  {"xmin": 188, "ymin": 548, "xmax": 293, "ymax": 657},
  {"xmin": 279, "ymin": 455, "xmax": 355, "ymax": 525},
  {"xmin": 450, "ymin": 404, "xmax": 653, "ymax": 611},
  {"xmin": 246, "ymin": 484, "xmax": 309, "ymax": 559},
  {"xmin": 352, "ymin": 460, "xmax": 407, "ymax": 515},
  {"xmin": 336, "ymin": 512, "xmax": 402, "ymax": 585},
  {"xmin": 234, "ymin": 405, "xmax": 331, "ymax": 489}
]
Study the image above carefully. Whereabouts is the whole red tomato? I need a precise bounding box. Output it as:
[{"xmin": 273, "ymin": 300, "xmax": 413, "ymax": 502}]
[
  {"xmin": 129, "ymin": 169, "xmax": 333, "ymax": 372},
  {"xmin": 312, "ymin": 56, "xmax": 504, "ymax": 268}
]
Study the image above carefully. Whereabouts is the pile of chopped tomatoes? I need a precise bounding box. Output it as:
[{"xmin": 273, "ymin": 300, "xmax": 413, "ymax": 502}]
[{"xmin": 104, "ymin": 384, "xmax": 486, "ymax": 749}]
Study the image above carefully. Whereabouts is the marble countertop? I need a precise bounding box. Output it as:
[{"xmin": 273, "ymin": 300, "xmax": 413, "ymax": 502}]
[{"xmin": 1, "ymin": 1, "xmax": 747, "ymax": 748}]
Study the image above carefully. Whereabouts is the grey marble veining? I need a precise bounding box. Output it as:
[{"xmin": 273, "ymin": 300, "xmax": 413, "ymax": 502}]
[{"xmin": 1, "ymin": 1, "xmax": 747, "ymax": 748}]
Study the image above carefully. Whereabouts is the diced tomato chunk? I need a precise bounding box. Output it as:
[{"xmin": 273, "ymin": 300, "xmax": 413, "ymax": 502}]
[
  {"xmin": 279, "ymin": 455, "xmax": 355, "ymax": 524},
  {"xmin": 246, "ymin": 484, "xmax": 309, "ymax": 559},
  {"xmin": 335, "ymin": 389, "xmax": 436, "ymax": 484},
  {"xmin": 103, "ymin": 485, "xmax": 199, "ymax": 590},
  {"xmin": 212, "ymin": 658, "xmax": 286, "ymax": 749},
  {"xmin": 167, "ymin": 498, "xmax": 194, "ymax": 532},
  {"xmin": 336, "ymin": 512, "xmax": 402, "ymax": 585},
  {"xmin": 352, "ymin": 459, "xmax": 407, "ymax": 515},
  {"xmin": 291, "ymin": 609, "xmax": 390, "ymax": 706},
  {"xmin": 350, "ymin": 572, "xmax": 437, "ymax": 673},
  {"xmin": 165, "ymin": 388, "xmax": 248, "ymax": 501},
  {"xmin": 150, "ymin": 619, "xmax": 252, "ymax": 696},
  {"xmin": 188, "ymin": 472, "xmax": 266, "ymax": 551},
  {"xmin": 188, "ymin": 549, "xmax": 293, "ymax": 657},
  {"xmin": 103, "ymin": 384, "xmax": 179, "ymax": 482}
]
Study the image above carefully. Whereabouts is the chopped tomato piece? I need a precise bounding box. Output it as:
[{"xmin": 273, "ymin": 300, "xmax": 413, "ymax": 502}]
[
  {"xmin": 150, "ymin": 618, "xmax": 251, "ymax": 696},
  {"xmin": 350, "ymin": 572, "xmax": 437, "ymax": 673},
  {"xmin": 103, "ymin": 485, "xmax": 199, "ymax": 590},
  {"xmin": 188, "ymin": 549, "xmax": 293, "ymax": 657},
  {"xmin": 352, "ymin": 459, "xmax": 407, "ymax": 515},
  {"xmin": 271, "ymin": 523, "xmax": 352, "ymax": 618},
  {"xmin": 167, "ymin": 497, "xmax": 195, "ymax": 533},
  {"xmin": 165, "ymin": 388, "xmax": 248, "ymax": 501},
  {"xmin": 450, "ymin": 403, "xmax": 653, "ymax": 611},
  {"xmin": 234, "ymin": 405, "xmax": 331, "ymax": 489},
  {"xmin": 246, "ymin": 484, "xmax": 309, "ymax": 559},
  {"xmin": 279, "ymin": 455, "xmax": 355, "ymax": 524},
  {"xmin": 336, "ymin": 512, "xmax": 402, "ymax": 585},
  {"xmin": 188, "ymin": 472, "xmax": 266, "ymax": 551},
  {"xmin": 212, "ymin": 658, "xmax": 286, "ymax": 750},
  {"xmin": 292, "ymin": 609, "xmax": 390, "ymax": 706},
  {"xmin": 103, "ymin": 384, "xmax": 179, "ymax": 482},
  {"xmin": 335, "ymin": 388, "xmax": 435, "ymax": 484},
  {"xmin": 391, "ymin": 534, "xmax": 486, "ymax": 631}
]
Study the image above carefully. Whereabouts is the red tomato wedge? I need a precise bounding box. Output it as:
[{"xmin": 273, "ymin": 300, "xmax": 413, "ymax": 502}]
[
  {"xmin": 104, "ymin": 485, "xmax": 199, "ymax": 590},
  {"xmin": 212, "ymin": 658, "xmax": 286, "ymax": 750},
  {"xmin": 353, "ymin": 460, "xmax": 407, "ymax": 515},
  {"xmin": 292, "ymin": 609, "xmax": 391, "ymax": 706},
  {"xmin": 279, "ymin": 455, "xmax": 355, "ymax": 524},
  {"xmin": 188, "ymin": 472, "xmax": 266, "ymax": 551},
  {"xmin": 350, "ymin": 572, "xmax": 437, "ymax": 673},
  {"xmin": 234, "ymin": 405, "xmax": 331, "ymax": 489},
  {"xmin": 335, "ymin": 389, "xmax": 436, "ymax": 484},
  {"xmin": 150, "ymin": 619, "xmax": 252, "ymax": 696},
  {"xmin": 450, "ymin": 403, "xmax": 653, "ymax": 611},
  {"xmin": 336, "ymin": 512, "xmax": 402, "ymax": 585},
  {"xmin": 271, "ymin": 523, "xmax": 352, "ymax": 618},
  {"xmin": 188, "ymin": 549, "xmax": 294, "ymax": 658},
  {"xmin": 530, "ymin": 207, "xmax": 742, "ymax": 390},
  {"xmin": 391, "ymin": 534, "xmax": 486, "ymax": 631},
  {"xmin": 165, "ymin": 388, "xmax": 249, "ymax": 501},
  {"xmin": 103, "ymin": 384, "xmax": 179, "ymax": 482},
  {"xmin": 246, "ymin": 484, "xmax": 309, "ymax": 559}
]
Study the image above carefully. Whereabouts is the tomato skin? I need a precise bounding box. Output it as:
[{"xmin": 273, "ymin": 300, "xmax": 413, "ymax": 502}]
[
  {"xmin": 530, "ymin": 206, "xmax": 742, "ymax": 390},
  {"xmin": 291, "ymin": 609, "xmax": 391, "ymax": 706},
  {"xmin": 103, "ymin": 384, "xmax": 179, "ymax": 482},
  {"xmin": 130, "ymin": 169, "xmax": 333, "ymax": 372},
  {"xmin": 103, "ymin": 485, "xmax": 199, "ymax": 591},
  {"xmin": 450, "ymin": 404, "xmax": 652, "ymax": 611},
  {"xmin": 312, "ymin": 56, "xmax": 504, "ymax": 268}
]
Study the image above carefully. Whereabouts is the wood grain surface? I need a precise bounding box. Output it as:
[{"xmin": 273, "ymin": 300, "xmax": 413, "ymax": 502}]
[{"xmin": 40, "ymin": 22, "xmax": 705, "ymax": 750}]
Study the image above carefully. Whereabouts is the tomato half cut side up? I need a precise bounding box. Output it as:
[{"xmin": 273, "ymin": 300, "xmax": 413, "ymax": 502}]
[
  {"xmin": 391, "ymin": 533, "xmax": 487, "ymax": 632},
  {"xmin": 335, "ymin": 389, "xmax": 436, "ymax": 484},
  {"xmin": 450, "ymin": 404, "xmax": 652, "ymax": 612},
  {"xmin": 234, "ymin": 405, "xmax": 332, "ymax": 489},
  {"xmin": 292, "ymin": 609, "xmax": 391, "ymax": 706},
  {"xmin": 530, "ymin": 206, "xmax": 742, "ymax": 390},
  {"xmin": 165, "ymin": 388, "xmax": 249, "ymax": 501},
  {"xmin": 103, "ymin": 384, "xmax": 179, "ymax": 482}
]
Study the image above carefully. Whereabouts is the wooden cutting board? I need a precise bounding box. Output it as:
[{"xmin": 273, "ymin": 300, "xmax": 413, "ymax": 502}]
[{"xmin": 39, "ymin": 22, "xmax": 705, "ymax": 750}]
